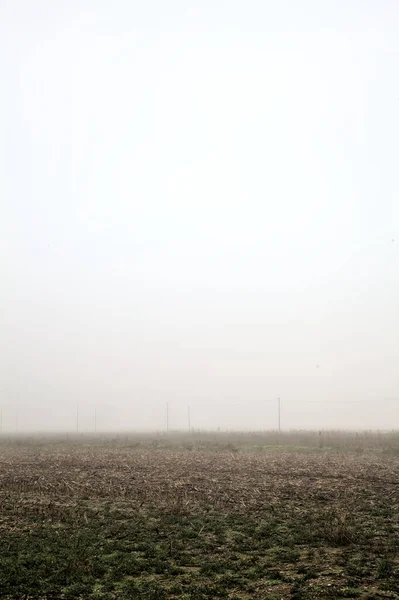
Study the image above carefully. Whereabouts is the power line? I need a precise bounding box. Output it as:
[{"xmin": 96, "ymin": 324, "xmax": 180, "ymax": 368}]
[{"xmin": 304, "ymin": 400, "xmax": 363, "ymax": 404}]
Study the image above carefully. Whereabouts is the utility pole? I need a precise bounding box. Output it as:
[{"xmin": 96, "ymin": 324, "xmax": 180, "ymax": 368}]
[
  {"xmin": 278, "ymin": 396, "xmax": 281, "ymax": 433},
  {"xmin": 166, "ymin": 402, "xmax": 169, "ymax": 433},
  {"xmin": 188, "ymin": 405, "xmax": 191, "ymax": 434}
]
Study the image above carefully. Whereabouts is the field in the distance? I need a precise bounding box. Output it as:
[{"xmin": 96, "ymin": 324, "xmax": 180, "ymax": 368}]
[{"xmin": 1, "ymin": 431, "xmax": 399, "ymax": 599}]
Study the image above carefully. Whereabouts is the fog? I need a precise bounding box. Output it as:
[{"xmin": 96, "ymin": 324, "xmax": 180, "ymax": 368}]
[{"xmin": 1, "ymin": 0, "xmax": 398, "ymax": 432}]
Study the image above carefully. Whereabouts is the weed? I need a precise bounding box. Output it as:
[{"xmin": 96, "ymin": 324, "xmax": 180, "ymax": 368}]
[
  {"xmin": 0, "ymin": 436, "xmax": 398, "ymax": 598},
  {"xmin": 376, "ymin": 557, "xmax": 394, "ymax": 579}
]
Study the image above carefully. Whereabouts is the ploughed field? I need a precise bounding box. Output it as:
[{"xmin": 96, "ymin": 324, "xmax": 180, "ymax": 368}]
[{"xmin": 1, "ymin": 435, "xmax": 399, "ymax": 599}]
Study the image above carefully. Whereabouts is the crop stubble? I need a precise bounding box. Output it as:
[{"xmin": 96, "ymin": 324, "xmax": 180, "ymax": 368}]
[{"xmin": 1, "ymin": 441, "xmax": 399, "ymax": 598}]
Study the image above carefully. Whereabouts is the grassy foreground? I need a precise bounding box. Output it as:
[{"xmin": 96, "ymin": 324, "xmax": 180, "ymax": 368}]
[{"xmin": 1, "ymin": 432, "xmax": 399, "ymax": 599}]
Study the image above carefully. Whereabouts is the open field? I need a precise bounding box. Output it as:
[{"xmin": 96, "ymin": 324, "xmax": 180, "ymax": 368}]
[{"xmin": 1, "ymin": 432, "xmax": 399, "ymax": 599}]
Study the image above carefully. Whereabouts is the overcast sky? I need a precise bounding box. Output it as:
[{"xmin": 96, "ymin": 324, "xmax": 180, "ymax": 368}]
[{"xmin": 1, "ymin": 0, "xmax": 398, "ymax": 431}]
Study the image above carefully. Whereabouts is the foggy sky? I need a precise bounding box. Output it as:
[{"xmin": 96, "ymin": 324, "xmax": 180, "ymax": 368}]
[{"xmin": 1, "ymin": 0, "xmax": 398, "ymax": 432}]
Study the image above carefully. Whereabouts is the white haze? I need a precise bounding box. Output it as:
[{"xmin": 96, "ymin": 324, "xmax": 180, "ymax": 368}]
[{"xmin": 1, "ymin": 0, "xmax": 398, "ymax": 432}]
